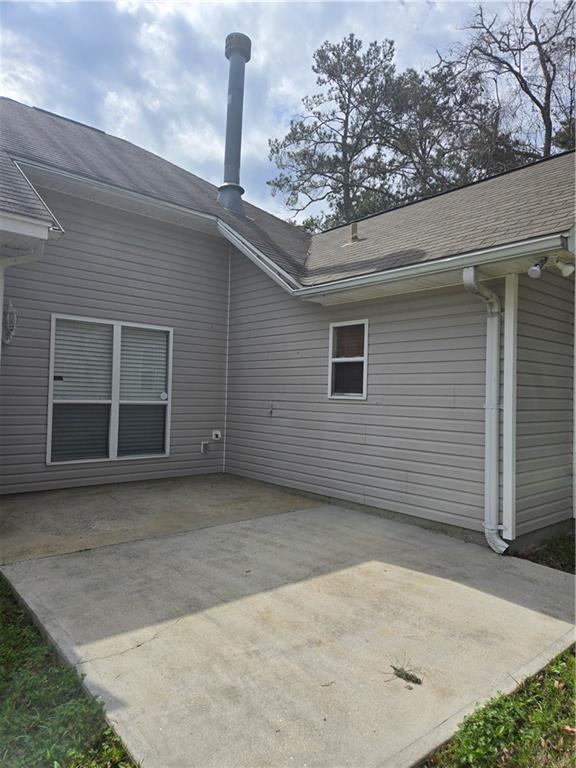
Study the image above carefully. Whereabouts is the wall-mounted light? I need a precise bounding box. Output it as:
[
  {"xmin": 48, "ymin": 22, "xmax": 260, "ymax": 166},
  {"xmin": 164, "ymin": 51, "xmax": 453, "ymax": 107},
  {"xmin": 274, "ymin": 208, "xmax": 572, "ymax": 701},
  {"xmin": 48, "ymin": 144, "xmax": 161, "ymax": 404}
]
[
  {"xmin": 556, "ymin": 260, "xmax": 575, "ymax": 278},
  {"xmin": 2, "ymin": 300, "xmax": 17, "ymax": 344},
  {"xmin": 527, "ymin": 258, "xmax": 547, "ymax": 279}
]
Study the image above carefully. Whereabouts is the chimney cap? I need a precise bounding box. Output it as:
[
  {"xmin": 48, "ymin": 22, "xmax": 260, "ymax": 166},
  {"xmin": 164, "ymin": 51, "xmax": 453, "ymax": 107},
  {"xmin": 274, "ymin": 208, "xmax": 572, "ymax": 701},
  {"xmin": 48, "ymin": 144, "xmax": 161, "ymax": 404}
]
[{"xmin": 225, "ymin": 32, "xmax": 251, "ymax": 62}]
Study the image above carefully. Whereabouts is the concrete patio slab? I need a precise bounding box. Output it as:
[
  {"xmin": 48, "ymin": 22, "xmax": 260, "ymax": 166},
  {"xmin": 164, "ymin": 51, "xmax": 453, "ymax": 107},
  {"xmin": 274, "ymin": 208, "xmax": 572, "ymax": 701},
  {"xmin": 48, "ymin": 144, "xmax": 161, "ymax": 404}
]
[
  {"xmin": 0, "ymin": 474, "xmax": 320, "ymax": 563},
  {"xmin": 2, "ymin": 505, "xmax": 574, "ymax": 768}
]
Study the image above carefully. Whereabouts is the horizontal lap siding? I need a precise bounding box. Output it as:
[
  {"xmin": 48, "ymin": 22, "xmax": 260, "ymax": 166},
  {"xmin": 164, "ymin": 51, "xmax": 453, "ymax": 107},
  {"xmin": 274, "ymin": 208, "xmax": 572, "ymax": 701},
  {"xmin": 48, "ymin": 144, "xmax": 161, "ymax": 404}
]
[
  {"xmin": 515, "ymin": 271, "xmax": 574, "ymax": 534},
  {"xmin": 226, "ymin": 256, "xmax": 487, "ymax": 531},
  {"xmin": 0, "ymin": 189, "xmax": 228, "ymax": 494}
]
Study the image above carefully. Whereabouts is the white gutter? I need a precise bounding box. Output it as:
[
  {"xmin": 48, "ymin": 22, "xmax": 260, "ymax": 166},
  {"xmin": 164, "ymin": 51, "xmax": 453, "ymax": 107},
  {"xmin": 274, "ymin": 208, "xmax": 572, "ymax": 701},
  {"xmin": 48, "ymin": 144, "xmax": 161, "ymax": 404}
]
[
  {"xmin": 16, "ymin": 158, "xmax": 573, "ymax": 302},
  {"xmin": 16, "ymin": 157, "xmax": 301, "ymax": 293},
  {"xmin": 216, "ymin": 219, "xmax": 299, "ymax": 291},
  {"xmin": 463, "ymin": 266, "xmax": 508, "ymax": 554},
  {"xmin": 294, "ymin": 234, "xmax": 569, "ymax": 299},
  {"xmin": 15, "ymin": 157, "xmax": 217, "ymax": 225},
  {"xmin": 0, "ymin": 210, "xmax": 54, "ymax": 240}
]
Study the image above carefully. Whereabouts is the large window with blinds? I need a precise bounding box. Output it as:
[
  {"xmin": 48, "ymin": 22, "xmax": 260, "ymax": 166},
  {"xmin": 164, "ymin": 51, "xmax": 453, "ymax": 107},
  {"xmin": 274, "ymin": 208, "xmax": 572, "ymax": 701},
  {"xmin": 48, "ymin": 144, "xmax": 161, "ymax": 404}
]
[
  {"xmin": 328, "ymin": 320, "xmax": 368, "ymax": 399},
  {"xmin": 47, "ymin": 316, "xmax": 173, "ymax": 463}
]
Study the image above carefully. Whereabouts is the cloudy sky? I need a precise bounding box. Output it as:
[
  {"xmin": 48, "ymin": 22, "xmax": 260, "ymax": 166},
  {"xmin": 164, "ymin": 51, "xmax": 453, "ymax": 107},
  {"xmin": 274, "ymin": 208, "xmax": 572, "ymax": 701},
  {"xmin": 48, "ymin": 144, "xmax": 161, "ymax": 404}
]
[{"xmin": 1, "ymin": 1, "xmax": 485, "ymax": 218}]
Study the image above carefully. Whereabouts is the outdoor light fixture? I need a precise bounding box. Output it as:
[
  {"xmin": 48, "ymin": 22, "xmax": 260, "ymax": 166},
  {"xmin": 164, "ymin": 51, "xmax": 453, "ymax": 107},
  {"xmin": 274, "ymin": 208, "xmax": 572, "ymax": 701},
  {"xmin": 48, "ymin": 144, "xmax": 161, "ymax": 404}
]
[
  {"xmin": 2, "ymin": 300, "xmax": 17, "ymax": 344},
  {"xmin": 527, "ymin": 258, "xmax": 547, "ymax": 279},
  {"xmin": 556, "ymin": 259, "xmax": 575, "ymax": 278}
]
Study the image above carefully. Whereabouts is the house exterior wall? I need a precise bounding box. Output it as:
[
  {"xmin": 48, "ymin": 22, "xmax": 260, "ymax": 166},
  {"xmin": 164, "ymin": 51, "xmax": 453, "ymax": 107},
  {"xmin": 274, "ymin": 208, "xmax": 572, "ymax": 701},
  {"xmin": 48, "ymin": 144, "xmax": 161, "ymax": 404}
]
[
  {"xmin": 2, "ymin": 188, "xmax": 573, "ymax": 540},
  {"xmin": 226, "ymin": 255, "xmax": 490, "ymax": 532},
  {"xmin": 515, "ymin": 270, "xmax": 574, "ymax": 535},
  {"xmin": 0, "ymin": 189, "xmax": 229, "ymax": 494}
]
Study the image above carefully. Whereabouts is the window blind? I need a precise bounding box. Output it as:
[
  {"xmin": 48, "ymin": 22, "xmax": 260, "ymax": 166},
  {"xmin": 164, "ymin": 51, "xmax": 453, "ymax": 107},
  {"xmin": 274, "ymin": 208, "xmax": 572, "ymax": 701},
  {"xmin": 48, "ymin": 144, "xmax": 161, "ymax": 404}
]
[
  {"xmin": 120, "ymin": 326, "xmax": 168, "ymax": 401},
  {"xmin": 49, "ymin": 316, "xmax": 172, "ymax": 463},
  {"xmin": 54, "ymin": 319, "xmax": 113, "ymax": 400},
  {"xmin": 334, "ymin": 324, "xmax": 364, "ymax": 358}
]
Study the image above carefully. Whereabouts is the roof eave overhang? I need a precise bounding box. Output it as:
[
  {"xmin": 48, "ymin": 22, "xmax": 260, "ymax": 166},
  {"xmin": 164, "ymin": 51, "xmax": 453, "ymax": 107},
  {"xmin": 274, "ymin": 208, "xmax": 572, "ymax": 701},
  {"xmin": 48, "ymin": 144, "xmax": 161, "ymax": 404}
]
[
  {"xmin": 294, "ymin": 234, "xmax": 574, "ymax": 305},
  {"xmin": 16, "ymin": 157, "xmax": 301, "ymax": 292},
  {"xmin": 13, "ymin": 159, "xmax": 574, "ymax": 304},
  {"xmin": 0, "ymin": 209, "xmax": 54, "ymax": 240},
  {"xmin": 0, "ymin": 208, "xmax": 63, "ymax": 261}
]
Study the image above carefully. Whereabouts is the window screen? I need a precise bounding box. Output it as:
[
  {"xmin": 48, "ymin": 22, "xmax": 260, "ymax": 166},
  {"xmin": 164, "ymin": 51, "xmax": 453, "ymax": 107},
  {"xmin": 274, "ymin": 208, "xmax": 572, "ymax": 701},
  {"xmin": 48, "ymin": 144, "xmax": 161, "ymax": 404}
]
[
  {"xmin": 332, "ymin": 361, "xmax": 364, "ymax": 395},
  {"xmin": 51, "ymin": 403, "xmax": 110, "ymax": 462},
  {"xmin": 49, "ymin": 317, "xmax": 171, "ymax": 463},
  {"xmin": 118, "ymin": 405, "xmax": 166, "ymax": 456}
]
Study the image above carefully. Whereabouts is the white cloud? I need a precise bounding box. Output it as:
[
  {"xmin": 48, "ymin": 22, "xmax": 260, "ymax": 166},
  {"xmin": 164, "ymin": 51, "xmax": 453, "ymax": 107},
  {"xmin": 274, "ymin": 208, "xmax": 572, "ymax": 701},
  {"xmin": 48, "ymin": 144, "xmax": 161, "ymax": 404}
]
[
  {"xmin": 169, "ymin": 119, "xmax": 224, "ymax": 166},
  {"xmin": 101, "ymin": 90, "xmax": 153, "ymax": 144},
  {"xmin": 2, "ymin": 0, "xmax": 483, "ymax": 219},
  {"xmin": 0, "ymin": 29, "xmax": 49, "ymax": 106}
]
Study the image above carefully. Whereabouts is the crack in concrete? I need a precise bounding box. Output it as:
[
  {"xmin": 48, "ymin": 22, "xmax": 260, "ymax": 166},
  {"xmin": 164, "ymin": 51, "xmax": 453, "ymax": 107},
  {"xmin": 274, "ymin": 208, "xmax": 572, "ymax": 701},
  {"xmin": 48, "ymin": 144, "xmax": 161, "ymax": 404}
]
[{"xmin": 77, "ymin": 615, "xmax": 187, "ymax": 666}]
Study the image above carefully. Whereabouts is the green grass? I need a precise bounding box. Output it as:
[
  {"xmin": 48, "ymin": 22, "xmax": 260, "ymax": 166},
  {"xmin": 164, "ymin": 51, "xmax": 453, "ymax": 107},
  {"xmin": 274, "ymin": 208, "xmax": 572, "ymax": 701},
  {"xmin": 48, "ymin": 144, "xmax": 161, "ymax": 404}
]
[
  {"xmin": 0, "ymin": 577, "xmax": 135, "ymax": 768},
  {"xmin": 423, "ymin": 534, "xmax": 576, "ymax": 768},
  {"xmin": 392, "ymin": 665, "xmax": 423, "ymax": 685},
  {"xmin": 423, "ymin": 648, "xmax": 575, "ymax": 768}
]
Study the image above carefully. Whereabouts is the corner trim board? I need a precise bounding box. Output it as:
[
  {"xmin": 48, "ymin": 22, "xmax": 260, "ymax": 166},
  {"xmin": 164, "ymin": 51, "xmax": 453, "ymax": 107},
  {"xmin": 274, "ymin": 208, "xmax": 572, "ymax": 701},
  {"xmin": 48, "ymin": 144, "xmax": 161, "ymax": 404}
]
[{"xmin": 502, "ymin": 274, "xmax": 518, "ymax": 540}]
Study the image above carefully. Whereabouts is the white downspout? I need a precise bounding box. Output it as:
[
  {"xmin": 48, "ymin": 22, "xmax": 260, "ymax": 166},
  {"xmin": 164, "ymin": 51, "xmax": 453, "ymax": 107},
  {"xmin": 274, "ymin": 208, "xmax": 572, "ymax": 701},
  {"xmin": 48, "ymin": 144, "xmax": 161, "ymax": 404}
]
[{"xmin": 463, "ymin": 266, "xmax": 509, "ymax": 554}]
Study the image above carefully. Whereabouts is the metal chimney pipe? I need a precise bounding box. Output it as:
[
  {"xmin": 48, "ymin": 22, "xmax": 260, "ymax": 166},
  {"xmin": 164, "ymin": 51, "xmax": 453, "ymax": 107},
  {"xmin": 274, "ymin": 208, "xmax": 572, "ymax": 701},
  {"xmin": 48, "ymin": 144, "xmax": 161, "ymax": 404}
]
[{"xmin": 218, "ymin": 32, "xmax": 251, "ymax": 215}]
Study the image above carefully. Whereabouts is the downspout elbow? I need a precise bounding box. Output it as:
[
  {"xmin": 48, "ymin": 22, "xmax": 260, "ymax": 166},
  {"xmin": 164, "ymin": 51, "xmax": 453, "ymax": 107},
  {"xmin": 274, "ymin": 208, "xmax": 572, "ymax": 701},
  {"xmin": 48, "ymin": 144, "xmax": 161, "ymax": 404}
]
[
  {"xmin": 485, "ymin": 527, "xmax": 509, "ymax": 555},
  {"xmin": 463, "ymin": 266, "xmax": 509, "ymax": 555},
  {"xmin": 463, "ymin": 265, "xmax": 501, "ymax": 314}
]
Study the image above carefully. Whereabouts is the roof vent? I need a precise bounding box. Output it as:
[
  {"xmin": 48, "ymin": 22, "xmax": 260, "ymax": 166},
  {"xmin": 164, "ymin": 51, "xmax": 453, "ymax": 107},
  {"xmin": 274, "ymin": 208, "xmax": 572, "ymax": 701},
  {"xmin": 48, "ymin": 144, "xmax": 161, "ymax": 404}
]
[
  {"xmin": 218, "ymin": 33, "xmax": 252, "ymax": 216},
  {"xmin": 341, "ymin": 221, "xmax": 361, "ymax": 247}
]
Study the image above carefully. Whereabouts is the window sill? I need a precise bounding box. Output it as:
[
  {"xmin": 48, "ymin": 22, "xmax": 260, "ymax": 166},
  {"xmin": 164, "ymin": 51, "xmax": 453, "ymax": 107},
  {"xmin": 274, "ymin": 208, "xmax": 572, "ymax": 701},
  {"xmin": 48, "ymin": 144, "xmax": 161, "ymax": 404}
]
[
  {"xmin": 46, "ymin": 453, "xmax": 170, "ymax": 466},
  {"xmin": 328, "ymin": 394, "xmax": 367, "ymax": 401}
]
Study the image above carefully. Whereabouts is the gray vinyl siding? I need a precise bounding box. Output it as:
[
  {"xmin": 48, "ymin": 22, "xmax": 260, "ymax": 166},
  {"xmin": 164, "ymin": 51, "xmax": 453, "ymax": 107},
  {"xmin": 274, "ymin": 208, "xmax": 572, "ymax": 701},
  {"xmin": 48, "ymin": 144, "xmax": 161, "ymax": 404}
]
[
  {"xmin": 0, "ymin": 188, "xmax": 229, "ymax": 494},
  {"xmin": 515, "ymin": 271, "xmax": 574, "ymax": 535},
  {"xmin": 226, "ymin": 255, "xmax": 488, "ymax": 531}
]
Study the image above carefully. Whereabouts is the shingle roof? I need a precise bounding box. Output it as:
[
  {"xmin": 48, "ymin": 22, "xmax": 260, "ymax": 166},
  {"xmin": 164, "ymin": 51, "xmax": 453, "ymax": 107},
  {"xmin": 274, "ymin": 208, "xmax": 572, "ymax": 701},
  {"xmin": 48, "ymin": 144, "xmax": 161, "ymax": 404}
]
[
  {"xmin": 304, "ymin": 152, "xmax": 575, "ymax": 285},
  {"xmin": 0, "ymin": 97, "xmax": 308, "ymax": 278},
  {"xmin": 0, "ymin": 146, "xmax": 59, "ymax": 225},
  {"xmin": 1, "ymin": 97, "xmax": 573, "ymax": 287}
]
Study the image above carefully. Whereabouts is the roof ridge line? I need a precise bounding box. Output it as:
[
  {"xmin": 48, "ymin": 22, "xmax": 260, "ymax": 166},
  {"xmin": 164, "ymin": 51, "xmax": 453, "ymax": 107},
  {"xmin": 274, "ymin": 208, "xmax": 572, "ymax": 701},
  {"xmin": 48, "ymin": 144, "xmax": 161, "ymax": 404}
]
[{"xmin": 318, "ymin": 150, "xmax": 576, "ymax": 236}]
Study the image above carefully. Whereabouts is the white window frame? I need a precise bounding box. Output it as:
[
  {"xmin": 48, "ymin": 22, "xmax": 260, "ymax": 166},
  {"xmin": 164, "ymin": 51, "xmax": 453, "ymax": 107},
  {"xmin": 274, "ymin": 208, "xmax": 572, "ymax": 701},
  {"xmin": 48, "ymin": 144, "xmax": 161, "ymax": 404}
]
[
  {"xmin": 47, "ymin": 314, "xmax": 173, "ymax": 465},
  {"xmin": 328, "ymin": 319, "xmax": 368, "ymax": 400}
]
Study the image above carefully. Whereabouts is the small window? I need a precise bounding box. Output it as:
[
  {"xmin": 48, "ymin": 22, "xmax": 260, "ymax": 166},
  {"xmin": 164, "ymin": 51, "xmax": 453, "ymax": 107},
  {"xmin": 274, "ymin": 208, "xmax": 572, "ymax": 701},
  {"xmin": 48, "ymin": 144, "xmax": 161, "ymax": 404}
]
[
  {"xmin": 48, "ymin": 316, "xmax": 172, "ymax": 464},
  {"xmin": 328, "ymin": 320, "xmax": 368, "ymax": 399}
]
